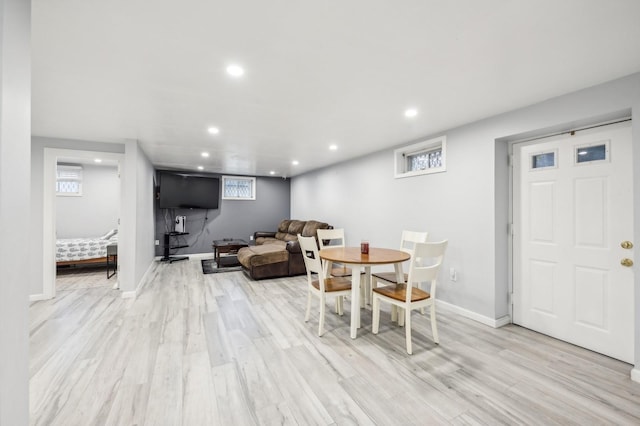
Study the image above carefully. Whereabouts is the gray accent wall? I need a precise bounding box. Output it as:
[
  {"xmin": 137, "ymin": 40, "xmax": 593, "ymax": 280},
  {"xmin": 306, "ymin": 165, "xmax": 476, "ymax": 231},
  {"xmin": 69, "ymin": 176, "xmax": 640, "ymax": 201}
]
[
  {"xmin": 291, "ymin": 71, "xmax": 640, "ymax": 369},
  {"xmin": 154, "ymin": 175, "xmax": 290, "ymax": 256},
  {"xmin": 56, "ymin": 163, "xmax": 119, "ymax": 238}
]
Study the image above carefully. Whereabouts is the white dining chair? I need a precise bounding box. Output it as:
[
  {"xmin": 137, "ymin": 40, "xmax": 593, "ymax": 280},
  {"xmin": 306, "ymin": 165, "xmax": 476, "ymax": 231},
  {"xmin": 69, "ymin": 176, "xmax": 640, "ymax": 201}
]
[
  {"xmin": 317, "ymin": 228, "xmax": 350, "ymax": 276},
  {"xmin": 298, "ymin": 234, "xmax": 353, "ymax": 336},
  {"xmin": 372, "ymin": 240, "xmax": 447, "ymax": 354},
  {"xmin": 371, "ymin": 230, "xmax": 428, "ymax": 317},
  {"xmin": 317, "ymin": 228, "xmax": 366, "ymax": 309}
]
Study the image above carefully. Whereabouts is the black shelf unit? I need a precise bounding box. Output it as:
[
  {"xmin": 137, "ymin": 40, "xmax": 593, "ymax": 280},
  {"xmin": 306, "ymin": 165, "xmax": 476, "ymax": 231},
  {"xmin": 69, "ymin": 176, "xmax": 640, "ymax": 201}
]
[{"xmin": 161, "ymin": 232, "xmax": 189, "ymax": 263}]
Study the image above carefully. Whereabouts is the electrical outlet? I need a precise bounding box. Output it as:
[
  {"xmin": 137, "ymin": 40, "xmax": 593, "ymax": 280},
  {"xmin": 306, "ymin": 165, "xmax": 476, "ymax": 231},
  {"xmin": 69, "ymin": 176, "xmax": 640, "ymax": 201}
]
[
  {"xmin": 449, "ymin": 267, "xmax": 457, "ymax": 282},
  {"xmin": 155, "ymin": 240, "xmax": 160, "ymax": 246},
  {"xmin": 249, "ymin": 235, "xmax": 254, "ymax": 241}
]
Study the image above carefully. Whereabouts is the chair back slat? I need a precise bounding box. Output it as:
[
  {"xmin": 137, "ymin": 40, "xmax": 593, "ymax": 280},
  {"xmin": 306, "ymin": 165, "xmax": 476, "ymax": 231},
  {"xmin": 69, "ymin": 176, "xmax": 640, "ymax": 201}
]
[
  {"xmin": 399, "ymin": 230, "xmax": 429, "ymax": 255},
  {"xmin": 298, "ymin": 235, "xmax": 322, "ymax": 274},
  {"xmin": 298, "ymin": 234, "xmax": 326, "ymax": 292},
  {"xmin": 317, "ymin": 228, "xmax": 346, "ymax": 250},
  {"xmin": 406, "ymin": 240, "xmax": 448, "ymax": 302}
]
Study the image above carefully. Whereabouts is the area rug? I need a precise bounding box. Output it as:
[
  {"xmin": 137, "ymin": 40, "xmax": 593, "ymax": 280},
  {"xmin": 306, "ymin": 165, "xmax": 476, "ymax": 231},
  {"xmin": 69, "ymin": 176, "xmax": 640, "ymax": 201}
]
[{"xmin": 201, "ymin": 258, "xmax": 243, "ymax": 274}]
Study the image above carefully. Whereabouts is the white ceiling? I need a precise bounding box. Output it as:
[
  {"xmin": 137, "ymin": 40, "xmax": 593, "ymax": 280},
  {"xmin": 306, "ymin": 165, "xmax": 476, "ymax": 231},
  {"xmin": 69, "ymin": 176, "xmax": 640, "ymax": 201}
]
[{"xmin": 32, "ymin": 0, "xmax": 640, "ymax": 177}]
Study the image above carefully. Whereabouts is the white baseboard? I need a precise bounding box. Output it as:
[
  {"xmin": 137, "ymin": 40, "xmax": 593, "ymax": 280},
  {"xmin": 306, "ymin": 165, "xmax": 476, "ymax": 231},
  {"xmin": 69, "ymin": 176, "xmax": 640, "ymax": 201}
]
[
  {"xmin": 29, "ymin": 293, "xmax": 47, "ymax": 302},
  {"xmin": 494, "ymin": 315, "xmax": 512, "ymax": 328},
  {"xmin": 436, "ymin": 299, "xmax": 511, "ymax": 328},
  {"xmin": 631, "ymin": 367, "xmax": 640, "ymax": 383}
]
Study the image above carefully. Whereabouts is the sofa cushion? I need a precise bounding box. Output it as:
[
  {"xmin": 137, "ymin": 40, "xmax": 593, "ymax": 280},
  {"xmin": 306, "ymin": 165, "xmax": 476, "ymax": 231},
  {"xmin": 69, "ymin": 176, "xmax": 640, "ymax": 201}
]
[
  {"xmin": 255, "ymin": 238, "xmax": 287, "ymax": 248},
  {"xmin": 283, "ymin": 233, "xmax": 298, "ymax": 242},
  {"xmin": 274, "ymin": 232, "xmax": 288, "ymax": 241},
  {"xmin": 237, "ymin": 244, "xmax": 289, "ymax": 268},
  {"xmin": 302, "ymin": 220, "xmax": 329, "ymax": 237},
  {"xmin": 287, "ymin": 220, "xmax": 306, "ymax": 236},
  {"xmin": 255, "ymin": 236, "xmax": 285, "ymax": 246},
  {"xmin": 277, "ymin": 220, "xmax": 292, "ymax": 233}
]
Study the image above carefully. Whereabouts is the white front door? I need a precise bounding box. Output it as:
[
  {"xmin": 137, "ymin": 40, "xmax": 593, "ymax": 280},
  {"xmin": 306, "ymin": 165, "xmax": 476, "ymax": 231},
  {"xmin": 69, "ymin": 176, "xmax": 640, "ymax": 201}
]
[{"xmin": 513, "ymin": 122, "xmax": 634, "ymax": 363}]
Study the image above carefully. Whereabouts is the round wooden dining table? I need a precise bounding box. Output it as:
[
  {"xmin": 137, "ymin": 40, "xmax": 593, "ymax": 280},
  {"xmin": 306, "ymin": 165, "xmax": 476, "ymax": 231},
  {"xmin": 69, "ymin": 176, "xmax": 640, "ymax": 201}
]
[{"xmin": 318, "ymin": 247, "xmax": 410, "ymax": 339}]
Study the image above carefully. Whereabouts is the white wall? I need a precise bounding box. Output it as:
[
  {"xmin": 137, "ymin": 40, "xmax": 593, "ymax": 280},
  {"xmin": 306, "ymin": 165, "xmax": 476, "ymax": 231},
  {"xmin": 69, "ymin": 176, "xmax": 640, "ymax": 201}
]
[
  {"xmin": 134, "ymin": 142, "xmax": 156, "ymax": 288},
  {"xmin": 113, "ymin": 139, "xmax": 156, "ymax": 295},
  {"xmin": 0, "ymin": 0, "xmax": 30, "ymax": 423},
  {"xmin": 56, "ymin": 164, "xmax": 119, "ymax": 238},
  {"xmin": 292, "ymin": 133, "xmax": 497, "ymax": 319},
  {"xmin": 291, "ymin": 72, "xmax": 640, "ymax": 369}
]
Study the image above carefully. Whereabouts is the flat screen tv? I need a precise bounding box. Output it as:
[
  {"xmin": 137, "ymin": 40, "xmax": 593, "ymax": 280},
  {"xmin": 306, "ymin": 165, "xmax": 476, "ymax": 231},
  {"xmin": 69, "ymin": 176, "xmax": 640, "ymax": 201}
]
[{"xmin": 158, "ymin": 171, "xmax": 220, "ymax": 209}]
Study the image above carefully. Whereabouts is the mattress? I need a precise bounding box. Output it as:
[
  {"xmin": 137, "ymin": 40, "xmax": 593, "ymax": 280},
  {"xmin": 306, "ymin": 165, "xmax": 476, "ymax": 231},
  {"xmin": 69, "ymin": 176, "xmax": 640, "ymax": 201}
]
[{"xmin": 56, "ymin": 234, "xmax": 118, "ymax": 262}]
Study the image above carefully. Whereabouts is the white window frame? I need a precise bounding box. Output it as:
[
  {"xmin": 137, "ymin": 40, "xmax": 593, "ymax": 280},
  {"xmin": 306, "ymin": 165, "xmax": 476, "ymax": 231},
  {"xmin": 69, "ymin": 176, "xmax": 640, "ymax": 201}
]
[
  {"xmin": 529, "ymin": 149, "xmax": 558, "ymax": 171},
  {"xmin": 222, "ymin": 175, "xmax": 256, "ymax": 200},
  {"xmin": 574, "ymin": 140, "xmax": 610, "ymax": 166},
  {"xmin": 56, "ymin": 164, "xmax": 83, "ymax": 196},
  {"xmin": 394, "ymin": 135, "xmax": 446, "ymax": 179}
]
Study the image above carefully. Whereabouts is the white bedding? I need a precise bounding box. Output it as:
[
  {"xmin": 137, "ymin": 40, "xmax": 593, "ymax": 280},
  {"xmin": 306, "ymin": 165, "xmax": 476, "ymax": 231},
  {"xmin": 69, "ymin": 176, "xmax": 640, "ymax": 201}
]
[{"xmin": 56, "ymin": 234, "xmax": 118, "ymax": 262}]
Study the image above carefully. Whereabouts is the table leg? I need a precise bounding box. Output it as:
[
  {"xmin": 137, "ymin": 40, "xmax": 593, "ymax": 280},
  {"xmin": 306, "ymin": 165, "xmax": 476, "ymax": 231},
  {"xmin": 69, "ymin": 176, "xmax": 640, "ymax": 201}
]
[
  {"xmin": 363, "ymin": 266, "xmax": 372, "ymax": 306},
  {"xmin": 324, "ymin": 260, "xmax": 341, "ymax": 314},
  {"xmin": 323, "ymin": 259, "xmax": 331, "ymax": 278},
  {"xmin": 350, "ymin": 264, "xmax": 361, "ymax": 338},
  {"xmin": 395, "ymin": 263, "xmax": 406, "ymax": 326}
]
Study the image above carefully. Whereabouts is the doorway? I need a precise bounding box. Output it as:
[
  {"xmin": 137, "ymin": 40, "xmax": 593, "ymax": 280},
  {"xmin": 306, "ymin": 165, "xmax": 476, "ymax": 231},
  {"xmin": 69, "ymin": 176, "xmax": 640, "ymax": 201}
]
[
  {"xmin": 54, "ymin": 157, "xmax": 121, "ymax": 291},
  {"xmin": 43, "ymin": 148, "xmax": 125, "ymax": 299},
  {"xmin": 512, "ymin": 122, "xmax": 634, "ymax": 363}
]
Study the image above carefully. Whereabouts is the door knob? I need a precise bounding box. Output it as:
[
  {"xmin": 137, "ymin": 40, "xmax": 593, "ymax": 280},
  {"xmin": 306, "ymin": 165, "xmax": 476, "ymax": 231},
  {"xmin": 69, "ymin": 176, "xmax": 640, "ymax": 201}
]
[
  {"xmin": 621, "ymin": 258, "xmax": 634, "ymax": 267},
  {"xmin": 621, "ymin": 241, "xmax": 634, "ymax": 249}
]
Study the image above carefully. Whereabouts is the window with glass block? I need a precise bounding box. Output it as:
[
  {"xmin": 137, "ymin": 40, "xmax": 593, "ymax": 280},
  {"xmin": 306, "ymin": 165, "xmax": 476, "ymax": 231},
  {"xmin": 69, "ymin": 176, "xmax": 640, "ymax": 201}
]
[
  {"xmin": 222, "ymin": 176, "xmax": 256, "ymax": 200},
  {"xmin": 56, "ymin": 165, "xmax": 83, "ymax": 196},
  {"xmin": 394, "ymin": 135, "xmax": 446, "ymax": 178},
  {"xmin": 407, "ymin": 148, "xmax": 443, "ymax": 172}
]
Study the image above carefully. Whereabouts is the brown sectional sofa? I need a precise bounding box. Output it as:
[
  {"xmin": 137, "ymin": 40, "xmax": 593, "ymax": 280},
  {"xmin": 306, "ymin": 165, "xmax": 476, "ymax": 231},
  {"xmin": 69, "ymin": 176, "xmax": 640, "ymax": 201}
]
[{"xmin": 237, "ymin": 219, "xmax": 331, "ymax": 280}]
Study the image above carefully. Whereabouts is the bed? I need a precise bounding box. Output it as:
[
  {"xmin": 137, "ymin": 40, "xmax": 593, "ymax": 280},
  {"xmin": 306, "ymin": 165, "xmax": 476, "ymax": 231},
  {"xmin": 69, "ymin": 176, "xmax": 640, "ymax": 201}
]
[{"xmin": 56, "ymin": 229, "xmax": 118, "ymax": 266}]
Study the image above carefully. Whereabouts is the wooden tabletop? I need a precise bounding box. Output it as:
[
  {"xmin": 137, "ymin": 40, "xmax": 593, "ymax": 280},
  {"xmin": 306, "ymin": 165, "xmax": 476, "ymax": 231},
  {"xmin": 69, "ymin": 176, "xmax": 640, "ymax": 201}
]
[{"xmin": 319, "ymin": 247, "xmax": 410, "ymax": 265}]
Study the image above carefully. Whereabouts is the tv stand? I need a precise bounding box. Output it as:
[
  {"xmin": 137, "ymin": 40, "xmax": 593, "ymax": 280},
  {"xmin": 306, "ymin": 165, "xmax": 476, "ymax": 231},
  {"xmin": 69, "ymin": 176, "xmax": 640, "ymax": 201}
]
[{"xmin": 161, "ymin": 232, "xmax": 189, "ymax": 263}]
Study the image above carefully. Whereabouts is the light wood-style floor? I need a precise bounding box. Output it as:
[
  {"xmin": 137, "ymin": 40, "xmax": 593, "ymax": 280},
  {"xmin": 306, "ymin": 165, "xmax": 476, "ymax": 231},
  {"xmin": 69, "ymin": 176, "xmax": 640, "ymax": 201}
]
[
  {"xmin": 30, "ymin": 259, "xmax": 640, "ymax": 425},
  {"xmin": 55, "ymin": 264, "xmax": 113, "ymax": 292}
]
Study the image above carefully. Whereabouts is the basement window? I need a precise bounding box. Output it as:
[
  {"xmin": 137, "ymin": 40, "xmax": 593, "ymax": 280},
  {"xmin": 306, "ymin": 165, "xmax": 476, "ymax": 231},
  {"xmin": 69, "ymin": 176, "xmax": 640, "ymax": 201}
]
[
  {"xmin": 394, "ymin": 136, "xmax": 446, "ymax": 178},
  {"xmin": 56, "ymin": 165, "xmax": 83, "ymax": 196},
  {"xmin": 222, "ymin": 176, "xmax": 256, "ymax": 200}
]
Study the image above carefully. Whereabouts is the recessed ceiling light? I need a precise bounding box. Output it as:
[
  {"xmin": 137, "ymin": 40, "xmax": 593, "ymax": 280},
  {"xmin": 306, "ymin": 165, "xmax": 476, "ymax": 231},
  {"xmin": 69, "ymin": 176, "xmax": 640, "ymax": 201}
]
[
  {"xmin": 201, "ymin": 152, "xmax": 210, "ymax": 158},
  {"xmin": 269, "ymin": 171, "xmax": 276, "ymax": 175},
  {"xmin": 404, "ymin": 108, "xmax": 418, "ymax": 118},
  {"xmin": 94, "ymin": 158, "xmax": 102, "ymax": 163},
  {"xmin": 329, "ymin": 144, "xmax": 338, "ymax": 151},
  {"xmin": 197, "ymin": 166, "xmax": 204, "ymax": 170},
  {"xmin": 226, "ymin": 64, "xmax": 245, "ymax": 77},
  {"xmin": 292, "ymin": 160, "xmax": 299, "ymax": 166},
  {"xmin": 207, "ymin": 127, "xmax": 220, "ymax": 135}
]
